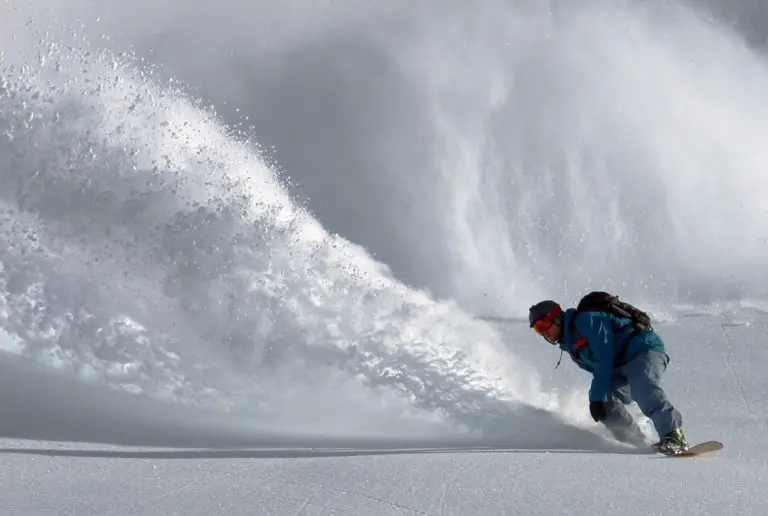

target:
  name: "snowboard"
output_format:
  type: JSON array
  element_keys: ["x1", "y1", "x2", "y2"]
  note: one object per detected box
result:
[{"x1": 656, "y1": 440, "x2": 723, "y2": 458}]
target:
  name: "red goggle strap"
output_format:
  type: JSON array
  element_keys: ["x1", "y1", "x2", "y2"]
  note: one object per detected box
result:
[{"x1": 533, "y1": 307, "x2": 561, "y2": 329}]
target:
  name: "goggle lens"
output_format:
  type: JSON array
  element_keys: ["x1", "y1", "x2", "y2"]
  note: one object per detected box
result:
[
  {"x1": 533, "y1": 318, "x2": 553, "y2": 335},
  {"x1": 532, "y1": 308, "x2": 560, "y2": 335}
]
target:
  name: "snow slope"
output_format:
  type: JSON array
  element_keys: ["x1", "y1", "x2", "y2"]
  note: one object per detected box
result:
[
  {"x1": 1, "y1": 309, "x2": 766, "y2": 515},
  {"x1": 2, "y1": 0, "x2": 768, "y2": 514}
]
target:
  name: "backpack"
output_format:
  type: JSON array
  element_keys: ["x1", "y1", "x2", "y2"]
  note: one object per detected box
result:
[
  {"x1": 571, "y1": 291, "x2": 653, "y2": 332},
  {"x1": 559, "y1": 291, "x2": 653, "y2": 369}
]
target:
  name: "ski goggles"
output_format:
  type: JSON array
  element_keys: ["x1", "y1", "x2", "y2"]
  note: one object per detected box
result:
[{"x1": 532, "y1": 309, "x2": 560, "y2": 335}]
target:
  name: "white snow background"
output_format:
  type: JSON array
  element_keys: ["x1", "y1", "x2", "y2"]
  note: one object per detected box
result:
[{"x1": 1, "y1": 0, "x2": 767, "y2": 514}]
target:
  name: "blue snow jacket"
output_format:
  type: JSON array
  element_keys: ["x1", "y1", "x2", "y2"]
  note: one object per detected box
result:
[{"x1": 559, "y1": 308, "x2": 666, "y2": 403}]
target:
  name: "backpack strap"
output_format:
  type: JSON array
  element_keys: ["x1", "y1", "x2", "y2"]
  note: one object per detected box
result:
[{"x1": 570, "y1": 312, "x2": 637, "y2": 367}]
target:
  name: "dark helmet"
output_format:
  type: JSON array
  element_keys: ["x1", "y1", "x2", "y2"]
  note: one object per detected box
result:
[{"x1": 528, "y1": 300, "x2": 562, "y2": 327}]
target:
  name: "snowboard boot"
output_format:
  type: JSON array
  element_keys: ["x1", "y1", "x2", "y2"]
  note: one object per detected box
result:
[{"x1": 653, "y1": 428, "x2": 689, "y2": 456}]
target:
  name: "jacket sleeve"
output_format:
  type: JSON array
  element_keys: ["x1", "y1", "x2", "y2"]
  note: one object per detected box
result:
[{"x1": 574, "y1": 312, "x2": 615, "y2": 402}]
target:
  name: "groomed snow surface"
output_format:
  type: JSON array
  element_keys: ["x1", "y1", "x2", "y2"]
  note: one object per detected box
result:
[{"x1": 0, "y1": 310, "x2": 764, "y2": 515}]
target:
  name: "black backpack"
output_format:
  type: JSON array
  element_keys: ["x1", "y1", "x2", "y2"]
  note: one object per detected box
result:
[
  {"x1": 558, "y1": 291, "x2": 653, "y2": 369},
  {"x1": 571, "y1": 291, "x2": 653, "y2": 332}
]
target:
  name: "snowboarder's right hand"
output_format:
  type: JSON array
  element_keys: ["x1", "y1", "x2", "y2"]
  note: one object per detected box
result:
[{"x1": 589, "y1": 401, "x2": 607, "y2": 422}]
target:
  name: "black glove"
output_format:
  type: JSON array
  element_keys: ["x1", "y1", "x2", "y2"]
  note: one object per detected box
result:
[{"x1": 589, "y1": 401, "x2": 607, "y2": 422}]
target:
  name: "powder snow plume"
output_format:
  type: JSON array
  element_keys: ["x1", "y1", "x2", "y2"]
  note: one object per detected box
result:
[
  {"x1": 0, "y1": 6, "x2": 564, "y2": 448},
  {"x1": 3, "y1": 0, "x2": 768, "y2": 449}
]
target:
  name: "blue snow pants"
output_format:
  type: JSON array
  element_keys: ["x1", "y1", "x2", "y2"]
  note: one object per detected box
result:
[{"x1": 603, "y1": 350, "x2": 683, "y2": 440}]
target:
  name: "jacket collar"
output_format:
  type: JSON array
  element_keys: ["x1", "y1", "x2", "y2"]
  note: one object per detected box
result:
[{"x1": 558, "y1": 308, "x2": 577, "y2": 350}]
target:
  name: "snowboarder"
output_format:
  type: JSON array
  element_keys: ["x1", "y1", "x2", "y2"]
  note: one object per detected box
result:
[{"x1": 528, "y1": 294, "x2": 688, "y2": 455}]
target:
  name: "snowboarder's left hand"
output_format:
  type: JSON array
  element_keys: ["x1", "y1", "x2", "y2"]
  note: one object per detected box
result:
[{"x1": 589, "y1": 401, "x2": 607, "y2": 422}]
